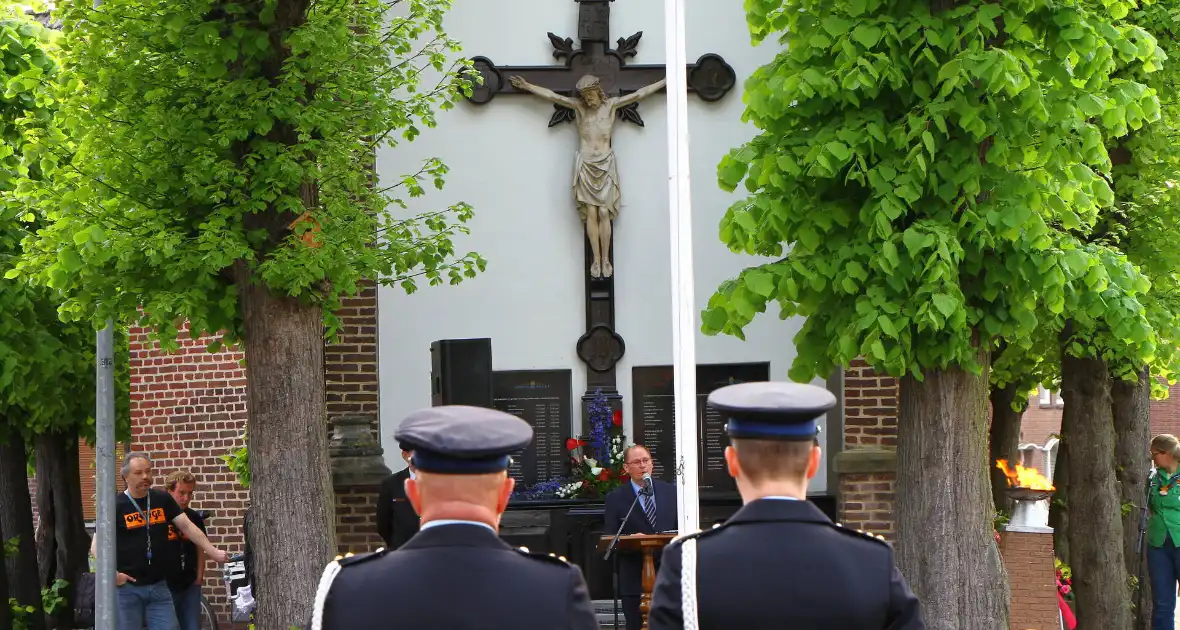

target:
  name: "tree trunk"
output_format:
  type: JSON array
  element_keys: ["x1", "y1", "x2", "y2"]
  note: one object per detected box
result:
[
  {"x1": 0, "y1": 506, "x2": 10, "y2": 630},
  {"x1": 897, "y1": 345, "x2": 1009, "y2": 630},
  {"x1": 1111, "y1": 367, "x2": 1152, "y2": 630},
  {"x1": 989, "y1": 382, "x2": 1026, "y2": 517},
  {"x1": 0, "y1": 425, "x2": 46, "y2": 630},
  {"x1": 34, "y1": 432, "x2": 91, "y2": 629},
  {"x1": 1061, "y1": 352, "x2": 1132, "y2": 629},
  {"x1": 1049, "y1": 431, "x2": 1070, "y2": 564},
  {"x1": 236, "y1": 270, "x2": 335, "y2": 630}
]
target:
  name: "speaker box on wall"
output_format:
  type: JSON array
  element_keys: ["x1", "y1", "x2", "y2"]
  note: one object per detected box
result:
[{"x1": 429, "y1": 338, "x2": 493, "y2": 408}]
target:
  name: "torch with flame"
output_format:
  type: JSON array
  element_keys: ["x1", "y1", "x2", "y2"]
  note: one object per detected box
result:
[{"x1": 996, "y1": 459, "x2": 1055, "y2": 491}]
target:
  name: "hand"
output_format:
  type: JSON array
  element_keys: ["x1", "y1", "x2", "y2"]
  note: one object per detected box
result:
[
  {"x1": 509, "y1": 75, "x2": 527, "y2": 89},
  {"x1": 116, "y1": 573, "x2": 136, "y2": 586},
  {"x1": 209, "y1": 548, "x2": 229, "y2": 564}
]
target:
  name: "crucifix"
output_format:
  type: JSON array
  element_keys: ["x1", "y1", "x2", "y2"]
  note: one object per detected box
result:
[{"x1": 466, "y1": 0, "x2": 735, "y2": 423}]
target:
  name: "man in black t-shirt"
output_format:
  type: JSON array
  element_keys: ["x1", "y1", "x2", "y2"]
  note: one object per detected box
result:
[
  {"x1": 165, "y1": 471, "x2": 207, "y2": 630},
  {"x1": 90, "y1": 453, "x2": 229, "y2": 630}
]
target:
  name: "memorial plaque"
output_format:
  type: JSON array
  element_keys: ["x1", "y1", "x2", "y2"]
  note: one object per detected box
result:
[
  {"x1": 631, "y1": 362, "x2": 771, "y2": 495},
  {"x1": 492, "y1": 370, "x2": 573, "y2": 487},
  {"x1": 696, "y1": 362, "x2": 770, "y2": 494},
  {"x1": 630, "y1": 366, "x2": 677, "y2": 481}
]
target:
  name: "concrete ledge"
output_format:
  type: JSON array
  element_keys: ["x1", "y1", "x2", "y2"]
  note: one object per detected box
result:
[
  {"x1": 1004, "y1": 524, "x2": 1054, "y2": 534},
  {"x1": 833, "y1": 449, "x2": 896, "y2": 474}
]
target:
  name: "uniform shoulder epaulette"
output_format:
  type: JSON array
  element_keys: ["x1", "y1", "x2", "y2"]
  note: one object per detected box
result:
[
  {"x1": 830, "y1": 522, "x2": 890, "y2": 546},
  {"x1": 336, "y1": 548, "x2": 387, "y2": 569},
  {"x1": 670, "y1": 521, "x2": 729, "y2": 546},
  {"x1": 514, "y1": 546, "x2": 572, "y2": 567}
]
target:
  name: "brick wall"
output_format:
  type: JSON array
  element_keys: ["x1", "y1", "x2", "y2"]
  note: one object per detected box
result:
[
  {"x1": 838, "y1": 359, "x2": 898, "y2": 541},
  {"x1": 326, "y1": 282, "x2": 385, "y2": 556},
  {"x1": 27, "y1": 476, "x2": 38, "y2": 527},
  {"x1": 118, "y1": 285, "x2": 384, "y2": 625},
  {"x1": 325, "y1": 282, "x2": 380, "y2": 428},
  {"x1": 1000, "y1": 530, "x2": 1060, "y2": 630},
  {"x1": 334, "y1": 485, "x2": 384, "y2": 555},
  {"x1": 1151, "y1": 382, "x2": 1180, "y2": 438},
  {"x1": 128, "y1": 323, "x2": 250, "y2": 625}
]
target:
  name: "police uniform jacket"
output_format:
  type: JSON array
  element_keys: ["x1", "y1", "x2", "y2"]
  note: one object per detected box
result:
[
  {"x1": 375, "y1": 468, "x2": 419, "y2": 550},
  {"x1": 647, "y1": 498, "x2": 924, "y2": 630},
  {"x1": 314, "y1": 522, "x2": 599, "y2": 630}
]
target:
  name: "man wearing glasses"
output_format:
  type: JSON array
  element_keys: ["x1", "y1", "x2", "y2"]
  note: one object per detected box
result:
[{"x1": 604, "y1": 445, "x2": 679, "y2": 630}]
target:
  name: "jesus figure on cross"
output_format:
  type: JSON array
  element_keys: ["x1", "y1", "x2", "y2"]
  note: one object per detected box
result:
[{"x1": 509, "y1": 73, "x2": 667, "y2": 278}]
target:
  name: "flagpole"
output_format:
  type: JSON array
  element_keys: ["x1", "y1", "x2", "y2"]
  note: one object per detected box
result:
[{"x1": 664, "y1": 0, "x2": 700, "y2": 535}]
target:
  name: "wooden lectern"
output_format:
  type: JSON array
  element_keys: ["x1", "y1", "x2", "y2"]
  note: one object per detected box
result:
[{"x1": 598, "y1": 533, "x2": 677, "y2": 630}]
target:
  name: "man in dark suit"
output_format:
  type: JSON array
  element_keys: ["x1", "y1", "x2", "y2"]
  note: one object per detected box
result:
[
  {"x1": 647, "y1": 382, "x2": 925, "y2": 630},
  {"x1": 310, "y1": 405, "x2": 599, "y2": 630},
  {"x1": 376, "y1": 440, "x2": 420, "y2": 550},
  {"x1": 604, "y1": 444, "x2": 678, "y2": 630}
]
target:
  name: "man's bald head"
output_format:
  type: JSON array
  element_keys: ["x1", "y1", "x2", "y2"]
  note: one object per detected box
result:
[{"x1": 406, "y1": 470, "x2": 516, "y2": 529}]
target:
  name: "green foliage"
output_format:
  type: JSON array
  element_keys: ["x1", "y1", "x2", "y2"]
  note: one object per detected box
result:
[
  {"x1": 2, "y1": 536, "x2": 17, "y2": 558},
  {"x1": 704, "y1": 0, "x2": 1163, "y2": 382},
  {"x1": 1096, "y1": 2, "x2": 1180, "y2": 393},
  {"x1": 222, "y1": 433, "x2": 250, "y2": 488},
  {"x1": 40, "y1": 580, "x2": 67, "y2": 616},
  {"x1": 7, "y1": 0, "x2": 484, "y2": 346},
  {"x1": 0, "y1": 6, "x2": 128, "y2": 443}
]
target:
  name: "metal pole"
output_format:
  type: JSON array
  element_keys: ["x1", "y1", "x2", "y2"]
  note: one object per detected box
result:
[
  {"x1": 95, "y1": 319, "x2": 116, "y2": 630},
  {"x1": 664, "y1": 0, "x2": 700, "y2": 535}
]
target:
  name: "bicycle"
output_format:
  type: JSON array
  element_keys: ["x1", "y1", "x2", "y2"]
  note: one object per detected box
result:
[{"x1": 198, "y1": 593, "x2": 219, "y2": 630}]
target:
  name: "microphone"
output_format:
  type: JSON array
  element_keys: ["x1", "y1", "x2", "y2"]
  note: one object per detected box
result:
[{"x1": 642, "y1": 473, "x2": 653, "y2": 495}]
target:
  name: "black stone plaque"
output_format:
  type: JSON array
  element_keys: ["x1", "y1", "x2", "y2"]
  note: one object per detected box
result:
[
  {"x1": 695, "y1": 362, "x2": 770, "y2": 494},
  {"x1": 492, "y1": 370, "x2": 573, "y2": 487},
  {"x1": 630, "y1": 362, "x2": 771, "y2": 496},
  {"x1": 630, "y1": 365, "x2": 677, "y2": 482}
]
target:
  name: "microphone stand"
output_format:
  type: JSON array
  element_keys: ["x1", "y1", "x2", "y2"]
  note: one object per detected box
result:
[{"x1": 605, "y1": 487, "x2": 646, "y2": 630}]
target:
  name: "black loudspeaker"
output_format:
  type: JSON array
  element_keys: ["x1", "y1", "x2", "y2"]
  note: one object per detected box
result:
[{"x1": 429, "y1": 338, "x2": 493, "y2": 408}]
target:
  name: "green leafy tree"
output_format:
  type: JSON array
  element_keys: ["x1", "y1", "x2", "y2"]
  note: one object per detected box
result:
[
  {"x1": 702, "y1": 0, "x2": 1160, "y2": 625},
  {"x1": 1054, "y1": 4, "x2": 1180, "y2": 625},
  {"x1": 8, "y1": 0, "x2": 482, "y2": 626},
  {"x1": 0, "y1": 6, "x2": 129, "y2": 627}
]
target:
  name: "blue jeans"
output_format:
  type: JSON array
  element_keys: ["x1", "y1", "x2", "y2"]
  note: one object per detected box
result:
[
  {"x1": 116, "y1": 581, "x2": 179, "y2": 630},
  {"x1": 171, "y1": 582, "x2": 202, "y2": 630},
  {"x1": 1148, "y1": 536, "x2": 1180, "y2": 630}
]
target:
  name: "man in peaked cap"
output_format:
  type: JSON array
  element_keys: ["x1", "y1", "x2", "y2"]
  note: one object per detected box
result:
[
  {"x1": 646, "y1": 382, "x2": 925, "y2": 630},
  {"x1": 309, "y1": 406, "x2": 599, "y2": 630}
]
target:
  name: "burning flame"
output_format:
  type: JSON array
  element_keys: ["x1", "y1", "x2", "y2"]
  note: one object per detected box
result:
[{"x1": 996, "y1": 459, "x2": 1055, "y2": 491}]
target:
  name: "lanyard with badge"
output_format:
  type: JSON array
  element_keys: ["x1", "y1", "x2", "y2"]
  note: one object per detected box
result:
[
  {"x1": 124, "y1": 489, "x2": 153, "y2": 564},
  {"x1": 1157, "y1": 470, "x2": 1180, "y2": 498}
]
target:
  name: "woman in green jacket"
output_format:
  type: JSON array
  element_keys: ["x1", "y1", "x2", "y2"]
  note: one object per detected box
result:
[{"x1": 1148, "y1": 434, "x2": 1180, "y2": 630}]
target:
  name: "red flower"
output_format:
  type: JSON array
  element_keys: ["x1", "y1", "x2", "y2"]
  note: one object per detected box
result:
[
  {"x1": 566, "y1": 438, "x2": 580, "y2": 451},
  {"x1": 612, "y1": 409, "x2": 623, "y2": 426},
  {"x1": 597, "y1": 470, "x2": 611, "y2": 481}
]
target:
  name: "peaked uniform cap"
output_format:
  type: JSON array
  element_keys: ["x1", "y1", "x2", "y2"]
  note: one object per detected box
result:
[
  {"x1": 707, "y1": 381, "x2": 836, "y2": 441},
  {"x1": 394, "y1": 405, "x2": 532, "y2": 474}
]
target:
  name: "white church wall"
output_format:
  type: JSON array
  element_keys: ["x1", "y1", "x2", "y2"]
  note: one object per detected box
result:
[{"x1": 376, "y1": 0, "x2": 829, "y2": 494}]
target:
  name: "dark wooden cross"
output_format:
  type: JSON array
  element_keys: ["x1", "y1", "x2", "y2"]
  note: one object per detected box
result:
[
  {"x1": 465, "y1": 0, "x2": 736, "y2": 427},
  {"x1": 467, "y1": 0, "x2": 736, "y2": 127}
]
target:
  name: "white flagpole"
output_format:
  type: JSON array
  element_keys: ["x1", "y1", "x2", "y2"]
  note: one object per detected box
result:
[{"x1": 664, "y1": 0, "x2": 700, "y2": 535}]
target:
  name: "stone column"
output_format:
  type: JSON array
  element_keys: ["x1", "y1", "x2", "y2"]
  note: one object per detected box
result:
[
  {"x1": 329, "y1": 414, "x2": 391, "y2": 555},
  {"x1": 999, "y1": 494, "x2": 1061, "y2": 630}
]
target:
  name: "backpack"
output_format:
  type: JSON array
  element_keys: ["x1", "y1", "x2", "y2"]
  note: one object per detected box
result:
[{"x1": 74, "y1": 571, "x2": 96, "y2": 628}]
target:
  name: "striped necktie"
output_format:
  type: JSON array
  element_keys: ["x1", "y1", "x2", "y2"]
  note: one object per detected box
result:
[{"x1": 643, "y1": 488, "x2": 657, "y2": 526}]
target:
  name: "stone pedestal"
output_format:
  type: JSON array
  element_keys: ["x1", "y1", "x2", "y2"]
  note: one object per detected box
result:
[{"x1": 329, "y1": 414, "x2": 391, "y2": 554}]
